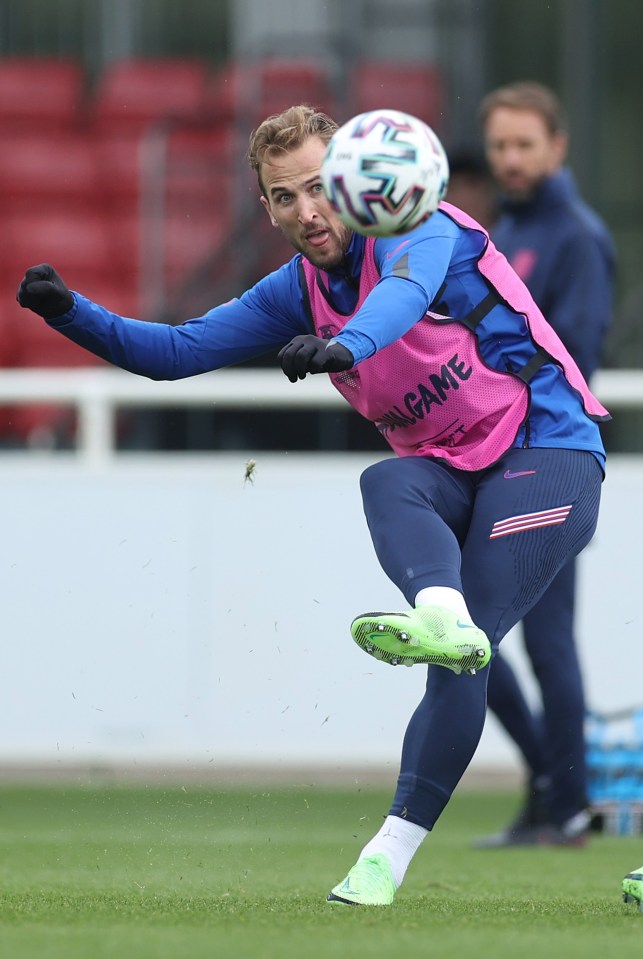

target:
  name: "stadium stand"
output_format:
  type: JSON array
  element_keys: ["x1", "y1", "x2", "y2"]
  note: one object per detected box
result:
[
  {"x1": 0, "y1": 57, "x2": 85, "y2": 134},
  {"x1": 89, "y1": 57, "x2": 212, "y2": 138},
  {"x1": 0, "y1": 132, "x2": 101, "y2": 216},
  {"x1": 0, "y1": 56, "x2": 226, "y2": 444},
  {"x1": 209, "y1": 57, "x2": 336, "y2": 124},
  {"x1": 350, "y1": 60, "x2": 443, "y2": 129},
  {"x1": 0, "y1": 53, "x2": 445, "y2": 445}
]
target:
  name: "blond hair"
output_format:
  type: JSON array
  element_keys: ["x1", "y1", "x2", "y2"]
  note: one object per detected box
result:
[{"x1": 247, "y1": 104, "x2": 338, "y2": 192}]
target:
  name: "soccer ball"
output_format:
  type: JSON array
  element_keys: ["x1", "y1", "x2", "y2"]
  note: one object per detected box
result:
[{"x1": 320, "y1": 109, "x2": 449, "y2": 238}]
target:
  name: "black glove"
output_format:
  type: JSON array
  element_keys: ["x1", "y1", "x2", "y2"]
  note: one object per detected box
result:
[
  {"x1": 278, "y1": 335, "x2": 354, "y2": 383},
  {"x1": 16, "y1": 264, "x2": 74, "y2": 320}
]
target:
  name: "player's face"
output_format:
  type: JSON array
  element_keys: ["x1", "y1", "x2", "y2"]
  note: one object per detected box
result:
[
  {"x1": 483, "y1": 106, "x2": 567, "y2": 201},
  {"x1": 260, "y1": 136, "x2": 353, "y2": 269}
]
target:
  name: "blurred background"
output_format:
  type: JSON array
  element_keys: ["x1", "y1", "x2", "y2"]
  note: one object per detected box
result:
[
  {"x1": 0, "y1": 0, "x2": 641, "y2": 789},
  {"x1": 0, "y1": 0, "x2": 641, "y2": 451}
]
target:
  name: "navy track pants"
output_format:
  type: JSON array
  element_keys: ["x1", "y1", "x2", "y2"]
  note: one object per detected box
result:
[
  {"x1": 357, "y1": 447, "x2": 603, "y2": 830},
  {"x1": 487, "y1": 558, "x2": 588, "y2": 823}
]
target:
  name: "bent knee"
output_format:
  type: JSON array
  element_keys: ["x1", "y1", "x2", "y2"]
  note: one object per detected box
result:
[{"x1": 359, "y1": 458, "x2": 398, "y2": 495}]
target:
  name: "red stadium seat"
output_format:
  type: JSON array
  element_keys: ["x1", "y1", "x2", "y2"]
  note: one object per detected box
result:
[
  {"x1": 92, "y1": 122, "x2": 237, "y2": 216},
  {"x1": 255, "y1": 58, "x2": 335, "y2": 116},
  {"x1": 105, "y1": 204, "x2": 229, "y2": 318},
  {"x1": 163, "y1": 208, "x2": 229, "y2": 284},
  {"x1": 162, "y1": 127, "x2": 236, "y2": 231},
  {"x1": 3, "y1": 210, "x2": 112, "y2": 285},
  {"x1": 90, "y1": 132, "x2": 143, "y2": 211},
  {"x1": 95, "y1": 123, "x2": 236, "y2": 314},
  {"x1": 210, "y1": 57, "x2": 335, "y2": 123},
  {"x1": 351, "y1": 60, "x2": 444, "y2": 129},
  {"x1": 0, "y1": 133, "x2": 102, "y2": 216},
  {"x1": 0, "y1": 57, "x2": 86, "y2": 134},
  {"x1": 91, "y1": 58, "x2": 212, "y2": 138}
]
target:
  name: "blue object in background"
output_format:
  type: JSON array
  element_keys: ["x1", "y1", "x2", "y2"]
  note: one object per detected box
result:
[{"x1": 586, "y1": 707, "x2": 643, "y2": 835}]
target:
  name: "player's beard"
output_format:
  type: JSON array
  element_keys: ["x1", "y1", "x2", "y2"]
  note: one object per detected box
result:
[
  {"x1": 297, "y1": 221, "x2": 353, "y2": 270},
  {"x1": 498, "y1": 169, "x2": 541, "y2": 203}
]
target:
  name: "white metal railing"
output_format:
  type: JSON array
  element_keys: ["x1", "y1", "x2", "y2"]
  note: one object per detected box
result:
[{"x1": 0, "y1": 366, "x2": 639, "y2": 467}]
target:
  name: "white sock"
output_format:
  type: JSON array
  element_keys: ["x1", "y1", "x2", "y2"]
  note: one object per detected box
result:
[
  {"x1": 358, "y1": 815, "x2": 428, "y2": 887},
  {"x1": 414, "y1": 586, "x2": 472, "y2": 620}
]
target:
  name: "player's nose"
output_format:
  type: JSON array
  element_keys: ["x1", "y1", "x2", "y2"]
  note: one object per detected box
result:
[{"x1": 297, "y1": 195, "x2": 318, "y2": 223}]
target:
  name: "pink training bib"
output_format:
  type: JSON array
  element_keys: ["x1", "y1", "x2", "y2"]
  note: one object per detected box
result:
[
  {"x1": 300, "y1": 207, "x2": 608, "y2": 470},
  {"x1": 302, "y1": 242, "x2": 528, "y2": 470}
]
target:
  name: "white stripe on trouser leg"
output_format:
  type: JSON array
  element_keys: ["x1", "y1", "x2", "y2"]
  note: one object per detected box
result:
[{"x1": 490, "y1": 505, "x2": 572, "y2": 539}]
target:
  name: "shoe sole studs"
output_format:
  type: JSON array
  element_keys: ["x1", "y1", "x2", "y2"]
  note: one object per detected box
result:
[{"x1": 351, "y1": 617, "x2": 488, "y2": 675}]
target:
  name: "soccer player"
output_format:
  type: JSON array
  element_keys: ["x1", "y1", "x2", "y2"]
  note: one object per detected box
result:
[
  {"x1": 17, "y1": 104, "x2": 608, "y2": 906},
  {"x1": 476, "y1": 82, "x2": 616, "y2": 847}
]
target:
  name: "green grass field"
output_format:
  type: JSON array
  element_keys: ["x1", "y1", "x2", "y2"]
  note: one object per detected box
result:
[{"x1": 0, "y1": 780, "x2": 640, "y2": 959}]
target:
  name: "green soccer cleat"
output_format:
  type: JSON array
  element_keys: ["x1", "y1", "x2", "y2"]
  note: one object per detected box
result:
[
  {"x1": 622, "y1": 865, "x2": 643, "y2": 913},
  {"x1": 350, "y1": 605, "x2": 491, "y2": 675},
  {"x1": 327, "y1": 853, "x2": 397, "y2": 906}
]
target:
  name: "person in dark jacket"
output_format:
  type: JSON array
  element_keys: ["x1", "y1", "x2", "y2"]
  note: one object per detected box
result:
[{"x1": 476, "y1": 81, "x2": 616, "y2": 847}]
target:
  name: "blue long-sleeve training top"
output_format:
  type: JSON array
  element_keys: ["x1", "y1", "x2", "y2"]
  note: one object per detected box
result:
[{"x1": 46, "y1": 206, "x2": 605, "y2": 461}]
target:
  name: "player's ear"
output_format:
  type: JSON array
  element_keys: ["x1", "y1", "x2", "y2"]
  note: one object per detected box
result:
[
  {"x1": 552, "y1": 129, "x2": 568, "y2": 168},
  {"x1": 260, "y1": 195, "x2": 279, "y2": 228}
]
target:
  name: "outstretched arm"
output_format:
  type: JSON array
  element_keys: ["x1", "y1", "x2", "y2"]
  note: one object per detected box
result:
[{"x1": 17, "y1": 263, "x2": 309, "y2": 380}]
